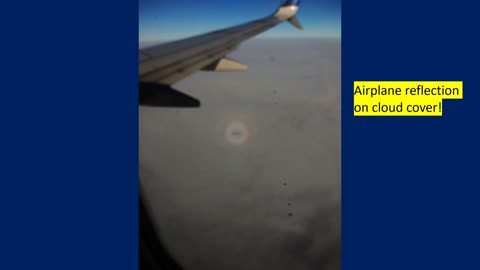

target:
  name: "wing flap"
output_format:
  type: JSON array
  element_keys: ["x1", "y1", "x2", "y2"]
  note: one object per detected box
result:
[
  {"x1": 139, "y1": 83, "x2": 200, "y2": 107},
  {"x1": 201, "y1": 57, "x2": 248, "y2": 72}
]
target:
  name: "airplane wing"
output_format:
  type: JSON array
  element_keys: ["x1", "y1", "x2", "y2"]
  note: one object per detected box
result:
[{"x1": 139, "y1": 0, "x2": 303, "y2": 107}]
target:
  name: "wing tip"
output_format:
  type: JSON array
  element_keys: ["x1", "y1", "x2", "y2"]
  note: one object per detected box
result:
[{"x1": 288, "y1": 16, "x2": 303, "y2": 30}]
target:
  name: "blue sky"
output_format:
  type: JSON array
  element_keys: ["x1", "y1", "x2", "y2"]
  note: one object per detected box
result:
[{"x1": 139, "y1": 0, "x2": 341, "y2": 42}]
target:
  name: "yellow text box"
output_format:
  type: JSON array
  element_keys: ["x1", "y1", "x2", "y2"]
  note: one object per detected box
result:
[{"x1": 353, "y1": 81, "x2": 463, "y2": 116}]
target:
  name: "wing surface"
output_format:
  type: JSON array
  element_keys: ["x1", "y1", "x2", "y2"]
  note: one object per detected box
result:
[{"x1": 139, "y1": 0, "x2": 303, "y2": 106}]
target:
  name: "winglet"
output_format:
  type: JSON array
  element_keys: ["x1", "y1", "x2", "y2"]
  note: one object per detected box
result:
[
  {"x1": 274, "y1": 0, "x2": 301, "y2": 21},
  {"x1": 281, "y1": 0, "x2": 301, "y2": 8},
  {"x1": 288, "y1": 16, "x2": 303, "y2": 30}
]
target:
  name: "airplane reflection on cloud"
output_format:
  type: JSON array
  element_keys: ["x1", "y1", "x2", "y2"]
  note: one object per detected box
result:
[{"x1": 225, "y1": 121, "x2": 249, "y2": 146}]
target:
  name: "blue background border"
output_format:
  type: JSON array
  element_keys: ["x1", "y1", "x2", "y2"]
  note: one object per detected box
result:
[
  {"x1": 343, "y1": 0, "x2": 480, "y2": 269},
  {"x1": 1, "y1": 0, "x2": 479, "y2": 269},
  {"x1": 0, "y1": 0, "x2": 138, "y2": 269}
]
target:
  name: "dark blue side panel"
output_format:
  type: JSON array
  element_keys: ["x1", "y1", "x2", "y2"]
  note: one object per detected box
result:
[
  {"x1": 343, "y1": 0, "x2": 480, "y2": 269},
  {"x1": 0, "y1": 0, "x2": 138, "y2": 269}
]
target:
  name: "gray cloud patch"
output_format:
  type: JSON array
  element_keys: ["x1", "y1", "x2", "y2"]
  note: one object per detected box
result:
[{"x1": 140, "y1": 38, "x2": 340, "y2": 270}]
